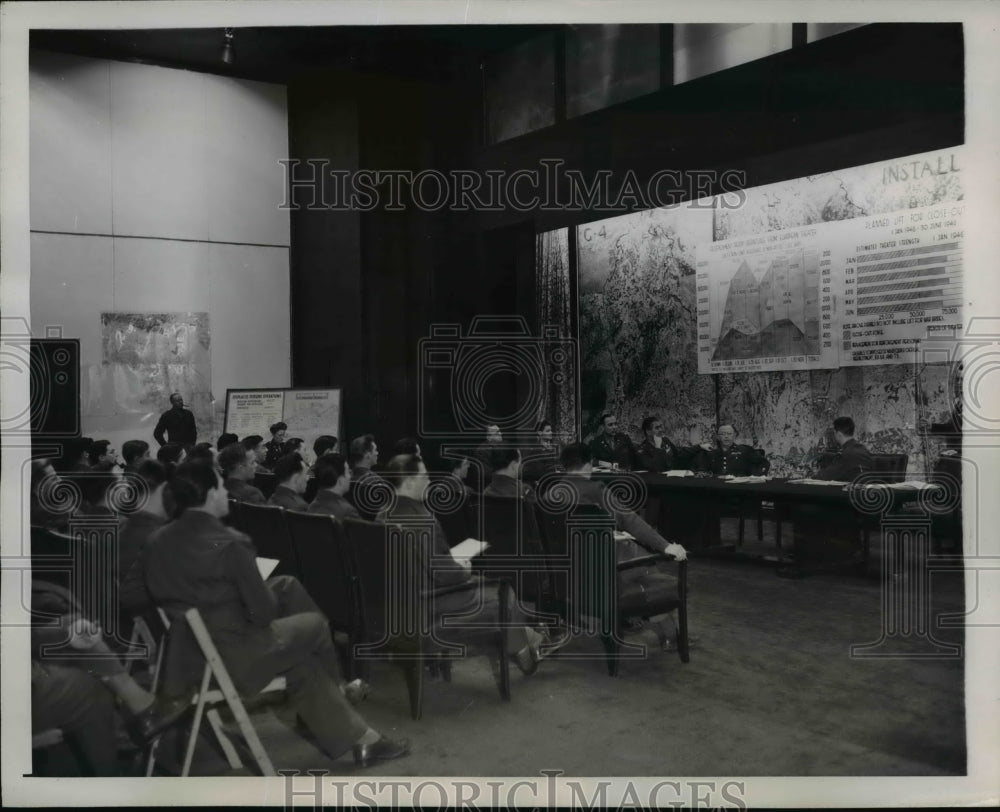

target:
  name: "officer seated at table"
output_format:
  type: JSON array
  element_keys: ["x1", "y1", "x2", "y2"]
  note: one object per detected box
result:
[{"x1": 697, "y1": 424, "x2": 768, "y2": 477}]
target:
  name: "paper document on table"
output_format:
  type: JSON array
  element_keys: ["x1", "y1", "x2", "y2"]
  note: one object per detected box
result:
[
  {"x1": 256, "y1": 557, "x2": 280, "y2": 580},
  {"x1": 863, "y1": 481, "x2": 940, "y2": 491},
  {"x1": 663, "y1": 470, "x2": 694, "y2": 477},
  {"x1": 726, "y1": 476, "x2": 768, "y2": 484},
  {"x1": 613, "y1": 531, "x2": 636, "y2": 542},
  {"x1": 450, "y1": 538, "x2": 489, "y2": 563},
  {"x1": 787, "y1": 478, "x2": 851, "y2": 486}
]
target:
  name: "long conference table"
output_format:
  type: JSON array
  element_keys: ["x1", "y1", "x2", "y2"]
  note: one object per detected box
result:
[{"x1": 588, "y1": 470, "x2": 943, "y2": 574}]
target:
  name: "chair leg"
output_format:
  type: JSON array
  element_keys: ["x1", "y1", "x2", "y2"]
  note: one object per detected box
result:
[
  {"x1": 181, "y1": 665, "x2": 213, "y2": 776},
  {"x1": 737, "y1": 515, "x2": 745, "y2": 547},
  {"x1": 497, "y1": 644, "x2": 511, "y2": 702},
  {"x1": 206, "y1": 708, "x2": 243, "y2": 770},
  {"x1": 402, "y1": 661, "x2": 424, "y2": 721},
  {"x1": 676, "y1": 606, "x2": 690, "y2": 664},
  {"x1": 600, "y1": 634, "x2": 619, "y2": 677}
]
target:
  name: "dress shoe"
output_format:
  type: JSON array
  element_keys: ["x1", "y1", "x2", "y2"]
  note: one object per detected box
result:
[
  {"x1": 352, "y1": 736, "x2": 411, "y2": 768},
  {"x1": 125, "y1": 696, "x2": 192, "y2": 746},
  {"x1": 538, "y1": 627, "x2": 572, "y2": 657},
  {"x1": 511, "y1": 644, "x2": 539, "y2": 676}
]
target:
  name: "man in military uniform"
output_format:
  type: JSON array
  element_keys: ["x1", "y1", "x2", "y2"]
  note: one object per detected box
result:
[
  {"x1": 698, "y1": 424, "x2": 767, "y2": 476},
  {"x1": 483, "y1": 447, "x2": 536, "y2": 503},
  {"x1": 635, "y1": 416, "x2": 704, "y2": 471},
  {"x1": 589, "y1": 413, "x2": 635, "y2": 470}
]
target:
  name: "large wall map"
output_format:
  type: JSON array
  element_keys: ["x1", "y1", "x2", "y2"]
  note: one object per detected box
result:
[{"x1": 100, "y1": 312, "x2": 213, "y2": 440}]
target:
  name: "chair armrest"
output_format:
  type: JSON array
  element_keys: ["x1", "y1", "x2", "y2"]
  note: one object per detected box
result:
[
  {"x1": 617, "y1": 552, "x2": 671, "y2": 571},
  {"x1": 421, "y1": 579, "x2": 482, "y2": 599}
]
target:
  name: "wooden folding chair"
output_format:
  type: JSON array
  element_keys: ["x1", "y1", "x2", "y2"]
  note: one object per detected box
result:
[{"x1": 146, "y1": 608, "x2": 285, "y2": 776}]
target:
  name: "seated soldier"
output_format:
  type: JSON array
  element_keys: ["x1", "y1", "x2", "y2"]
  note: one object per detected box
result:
[
  {"x1": 547, "y1": 442, "x2": 690, "y2": 650},
  {"x1": 142, "y1": 459, "x2": 409, "y2": 767},
  {"x1": 118, "y1": 459, "x2": 173, "y2": 607},
  {"x1": 263, "y1": 422, "x2": 288, "y2": 469},
  {"x1": 306, "y1": 454, "x2": 360, "y2": 520},
  {"x1": 588, "y1": 413, "x2": 635, "y2": 470},
  {"x1": 635, "y1": 416, "x2": 704, "y2": 471},
  {"x1": 121, "y1": 440, "x2": 151, "y2": 473},
  {"x1": 310, "y1": 435, "x2": 339, "y2": 472},
  {"x1": 521, "y1": 420, "x2": 560, "y2": 482},
  {"x1": 697, "y1": 424, "x2": 767, "y2": 476},
  {"x1": 377, "y1": 454, "x2": 566, "y2": 674},
  {"x1": 218, "y1": 443, "x2": 266, "y2": 505},
  {"x1": 31, "y1": 586, "x2": 191, "y2": 775},
  {"x1": 812, "y1": 416, "x2": 871, "y2": 481},
  {"x1": 483, "y1": 447, "x2": 536, "y2": 502},
  {"x1": 242, "y1": 435, "x2": 270, "y2": 474},
  {"x1": 30, "y1": 459, "x2": 70, "y2": 530},
  {"x1": 782, "y1": 417, "x2": 872, "y2": 577},
  {"x1": 268, "y1": 453, "x2": 310, "y2": 511},
  {"x1": 216, "y1": 432, "x2": 240, "y2": 452}
]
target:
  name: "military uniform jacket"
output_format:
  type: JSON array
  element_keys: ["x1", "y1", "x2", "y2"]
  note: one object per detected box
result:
[
  {"x1": 589, "y1": 432, "x2": 635, "y2": 468},
  {"x1": 703, "y1": 443, "x2": 766, "y2": 476}
]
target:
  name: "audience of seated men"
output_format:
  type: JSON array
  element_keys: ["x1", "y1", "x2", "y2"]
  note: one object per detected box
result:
[
  {"x1": 376, "y1": 454, "x2": 565, "y2": 674},
  {"x1": 589, "y1": 413, "x2": 635, "y2": 470},
  {"x1": 483, "y1": 447, "x2": 537, "y2": 502},
  {"x1": 635, "y1": 416, "x2": 704, "y2": 471},
  {"x1": 217, "y1": 442, "x2": 266, "y2": 505},
  {"x1": 306, "y1": 454, "x2": 359, "y2": 520},
  {"x1": 267, "y1": 453, "x2": 310, "y2": 511},
  {"x1": 549, "y1": 443, "x2": 690, "y2": 650},
  {"x1": 520, "y1": 420, "x2": 560, "y2": 481},
  {"x1": 697, "y1": 423, "x2": 767, "y2": 476},
  {"x1": 121, "y1": 440, "x2": 151, "y2": 473},
  {"x1": 141, "y1": 459, "x2": 409, "y2": 766},
  {"x1": 263, "y1": 422, "x2": 288, "y2": 470}
]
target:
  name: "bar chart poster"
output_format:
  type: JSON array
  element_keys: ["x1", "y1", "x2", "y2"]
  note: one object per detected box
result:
[{"x1": 838, "y1": 204, "x2": 964, "y2": 365}]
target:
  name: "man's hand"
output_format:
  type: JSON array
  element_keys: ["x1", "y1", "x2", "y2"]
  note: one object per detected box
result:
[
  {"x1": 68, "y1": 617, "x2": 103, "y2": 650},
  {"x1": 700, "y1": 442, "x2": 714, "y2": 451},
  {"x1": 664, "y1": 542, "x2": 687, "y2": 561}
]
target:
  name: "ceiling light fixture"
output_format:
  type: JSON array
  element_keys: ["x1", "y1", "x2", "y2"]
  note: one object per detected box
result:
[{"x1": 221, "y1": 28, "x2": 235, "y2": 65}]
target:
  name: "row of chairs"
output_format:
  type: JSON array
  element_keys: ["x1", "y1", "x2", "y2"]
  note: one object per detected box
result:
[{"x1": 229, "y1": 496, "x2": 689, "y2": 690}]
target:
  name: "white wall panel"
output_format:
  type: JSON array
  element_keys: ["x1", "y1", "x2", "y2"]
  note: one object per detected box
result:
[
  {"x1": 208, "y1": 243, "x2": 290, "y2": 398},
  {"x1": 204, "y1": 74, "x2": 289, "y2": 247},
  {"x1": 29, "y1": 52, "x2": 112, "y2": 234},
  {"x1": 30, "y1": 232, "x2": 113, "y2": 366},
  {"x1": 113, "y1": 237, "x2": 208, "y2": 313},
  {"x1": 110, "y1": 60, "x2": 209, "y2": 241}
]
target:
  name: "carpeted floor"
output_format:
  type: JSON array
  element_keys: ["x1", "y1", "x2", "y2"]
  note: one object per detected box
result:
[{"x1": 147, "y1": 521, "x2": 965, "y2": 778}]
